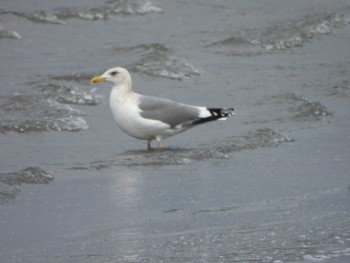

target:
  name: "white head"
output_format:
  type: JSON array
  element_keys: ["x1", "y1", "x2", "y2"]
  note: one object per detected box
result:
[{"x1": 91, "y1": 67, "x2": 132, "y2": 89}]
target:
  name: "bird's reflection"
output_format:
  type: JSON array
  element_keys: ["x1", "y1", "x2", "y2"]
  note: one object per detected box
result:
[
  {"x1": 106, "y1": 168, "x2": 147, "y2": 260},
  {"x1": 108, "y1": 167, "x2": 144, "y2": 210}
]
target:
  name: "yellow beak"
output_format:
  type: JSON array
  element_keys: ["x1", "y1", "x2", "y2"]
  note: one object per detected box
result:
[{"x1": 91, "y1": 76, "x2": 106, "y2": 84}]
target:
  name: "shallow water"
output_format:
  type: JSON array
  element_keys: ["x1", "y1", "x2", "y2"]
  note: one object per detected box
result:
[{"x1": 1, "y1": 0, "x2": 350, "y2": 262}]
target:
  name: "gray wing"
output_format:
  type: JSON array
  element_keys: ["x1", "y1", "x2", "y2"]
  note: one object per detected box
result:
[{"x1": 138, "y1": 95, "x2": 200, "y2": 128}]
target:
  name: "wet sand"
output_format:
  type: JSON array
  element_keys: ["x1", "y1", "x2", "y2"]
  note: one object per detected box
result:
[{"x1": 1, "y1": 1, "x2": 350, "y2": 262}]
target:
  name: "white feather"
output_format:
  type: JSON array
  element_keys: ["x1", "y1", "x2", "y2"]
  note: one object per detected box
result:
[{"x1": 197, "y1": 107, "x2": 212, "y2": 118}]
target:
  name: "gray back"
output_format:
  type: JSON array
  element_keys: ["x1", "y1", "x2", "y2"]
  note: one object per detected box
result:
[{"x1": 138, "y1": 95, "x2": 200, "y2": 128}]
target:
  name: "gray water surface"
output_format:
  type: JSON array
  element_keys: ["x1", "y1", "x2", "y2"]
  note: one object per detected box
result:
[{"x1": 1, "y1": 0, "x2": 350, "y2": 262}]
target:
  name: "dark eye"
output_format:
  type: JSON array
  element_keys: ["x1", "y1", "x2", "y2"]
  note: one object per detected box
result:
[{"x1": 110, "y1": 71, "x2": 118, "y2": 76}]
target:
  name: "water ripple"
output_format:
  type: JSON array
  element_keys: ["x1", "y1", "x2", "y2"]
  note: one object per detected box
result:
[
  {"x1": 211, "y1": 13, "x2": 350, "y2": 53},
  {"x1": 114, "y1": 43, "x2": 201, "y2": 80},
  {"x1": 0, "y1": 0, "x2": 162, "y2": 25},
  {"x1": 0, "y1": 167, "x2": 53, "y2": 204},
  {"x1": 253, "y1": 93, "x2": 333, "y2": 124},
  {"x1": 0, "y1": 25, "x2": 21, "y2": 39}
]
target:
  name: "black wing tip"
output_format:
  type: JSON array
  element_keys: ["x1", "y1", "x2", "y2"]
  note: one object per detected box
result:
[
  {"x1": 192, "y1": 107, "x2": 235, "y2": 125},
  {"x1": 208, "y1": 107, "x2": 235, "y2": 117}
]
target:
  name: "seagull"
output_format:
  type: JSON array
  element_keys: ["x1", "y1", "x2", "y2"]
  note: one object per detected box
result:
[{"x1": 91, "y1": 67, "x2": 234, "y2": 150}]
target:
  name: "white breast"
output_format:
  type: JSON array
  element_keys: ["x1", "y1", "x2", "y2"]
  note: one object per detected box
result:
[{"x1": 109, "y1": 88, "x2": 170, "y2": 140}]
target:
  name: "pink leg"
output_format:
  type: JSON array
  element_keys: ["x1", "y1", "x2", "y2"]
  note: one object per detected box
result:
[
  {"x1": 155, "y1": 136, "x2": 163, "y2": 150},
  {"x1": 157, "y1": 143, "x2": 163, "y2": 150}
]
